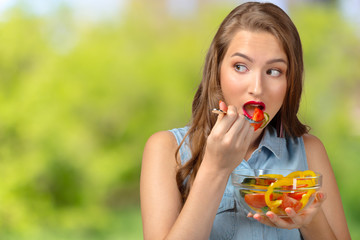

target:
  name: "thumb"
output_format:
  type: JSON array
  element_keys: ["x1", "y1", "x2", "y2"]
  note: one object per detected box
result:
[
  {"x1": 315, "y1": 191, "x2": 326, "y2": 203},
  {"x1": 312, "y1": 191, "x2": 326, "y2": 208}
]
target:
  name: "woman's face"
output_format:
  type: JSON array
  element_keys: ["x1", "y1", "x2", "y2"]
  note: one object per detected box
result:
[{"x1": 220, "y1": 30, "x2": 288, "y2": 125}]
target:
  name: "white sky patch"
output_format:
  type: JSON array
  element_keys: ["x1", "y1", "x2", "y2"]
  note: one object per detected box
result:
[{"x1": 0, "y1": 0, "x2": 127, "y2": 22}]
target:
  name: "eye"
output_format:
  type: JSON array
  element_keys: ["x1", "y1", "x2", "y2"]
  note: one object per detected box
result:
[
  {"x1": 234, "y1": 64, "x2": 248, "y2": 73},
  {"x1": 266, "y1": 69, "x2": 282, "y2": 77}
]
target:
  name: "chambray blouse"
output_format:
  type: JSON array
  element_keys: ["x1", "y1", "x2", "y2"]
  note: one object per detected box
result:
[{"x1": 169, "y1": 125, "x2": 308, "y2": 240}]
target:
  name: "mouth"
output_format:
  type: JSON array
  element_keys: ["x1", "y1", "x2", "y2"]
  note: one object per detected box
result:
[{"x1": 242, "y1": 101, "x2": 266, "y2": 119}]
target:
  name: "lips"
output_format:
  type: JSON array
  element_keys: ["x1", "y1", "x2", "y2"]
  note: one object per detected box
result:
[{"x1": 242, "y1": 101, "x2": 266, "y2": 119}]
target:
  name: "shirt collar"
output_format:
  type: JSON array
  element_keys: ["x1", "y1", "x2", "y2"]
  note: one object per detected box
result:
[{"x1": 258, "y1": 126, "x2": 285, "y2": 159}]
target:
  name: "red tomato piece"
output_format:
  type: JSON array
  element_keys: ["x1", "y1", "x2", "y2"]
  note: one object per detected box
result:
[
  {"x1": 278, "y1": 194, "x2": 302, "y2": 212},
  {"x1": 251, "y1": 108, "x2": 265, "y2": 131},
  {"x1": 252, "y1": 108, "x2": 264, "y2": 122},
  {"x1": 288, "y1": 192, "x2": 306, "y2": 201},
  {"x1": 244, "y1": 193, "x2": 268, "y2": 208},
  {"x1": 280, "y1": 185, "x2": 293, "y2": 190}
]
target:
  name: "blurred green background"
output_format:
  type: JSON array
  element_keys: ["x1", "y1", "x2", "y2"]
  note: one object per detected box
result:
[{"x1": 0, "y1": 0, "x2": 359, "y2": 239}]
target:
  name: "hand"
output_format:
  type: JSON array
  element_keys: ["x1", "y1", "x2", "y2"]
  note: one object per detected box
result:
[
  {"x1": 247, "y1": 191, "x2": 326, "y2": 229},
  {"x1": 203, "y1": 101, "x2": 254, "y2": 174}
]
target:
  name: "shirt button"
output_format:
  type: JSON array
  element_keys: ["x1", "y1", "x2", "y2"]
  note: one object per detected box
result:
[{"x1": 258, "y1": 149, "x2": 262, "y2": 153}]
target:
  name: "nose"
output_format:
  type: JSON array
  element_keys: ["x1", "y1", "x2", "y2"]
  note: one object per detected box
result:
[{"x1": 248, "y1": 72, "x2": 263, "y2": 96}]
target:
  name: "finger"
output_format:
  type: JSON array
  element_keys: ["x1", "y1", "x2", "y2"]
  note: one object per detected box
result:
[
  {"x1": 284, "y1": 207, "x2": 303, "y2": 227},
  {"x1": 253, "y1": 213, "x2": 277, "y2": 228},
  {"x1": 266, "y1": 211, "x2": 296, "y2": 229},
  {"x1": 244, "y1": 119, "x2": 254, "y2": 137},
  {"x1": 213, "y1": 101, "x2": 227, "y2": 122},
  {"x1": 314, "y1": 191, "x2": 326, "y2": 204},
  {"x1": 309, "y1": 191, "x2": 326, "y2": 210},
  {"x1": 253, "y1": 213, "x2": 267, "y2": 223},
  {"x1": 212, "y1": 101, "x2": 228, "y2": 126},
  {"x1": 236, "y1": 119, "x2": 254, "y2": 147},
  {"x1": 226, "y1": 113, "x2": 246, "y2": 138},
  {"x1": 212, "y1": 105, "x2": 239, "y2": 135},
  {"x1": 213, "y1": 110, "x2": 225, "y2": 126},
  {"x1": 212, "y1": 104, "x2": 235, "y2": 132},
  {"x1": 287, "y1": 192, "x2": 327, "y2": 227}
]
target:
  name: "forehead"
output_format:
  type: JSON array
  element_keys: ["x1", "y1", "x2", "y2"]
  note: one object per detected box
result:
[{"x1": 225, "y1": 30, "x2": 287, "y2": 61}]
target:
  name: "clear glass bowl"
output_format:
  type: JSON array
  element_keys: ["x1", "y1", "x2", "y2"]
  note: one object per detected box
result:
[{"x1": 231, "y1": 169, "x2": 322, "y2": 217}]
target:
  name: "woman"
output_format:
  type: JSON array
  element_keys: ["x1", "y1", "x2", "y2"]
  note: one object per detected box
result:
[{"x1": 140, "y1": 2, "x2": 350, "y2": 239}]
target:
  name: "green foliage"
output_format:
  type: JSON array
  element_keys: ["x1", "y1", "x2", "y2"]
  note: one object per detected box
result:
[
  {"x1": 0, "y1": 2, "x2": 359, "y2": 239},
  {"x1": 294, "y1": 5, "x2": 360, "y2": 239}
]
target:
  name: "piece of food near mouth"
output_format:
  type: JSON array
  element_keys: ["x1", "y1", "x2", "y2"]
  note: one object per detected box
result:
[{"x1": 243, "y1": 104, "x2": 269, "y2": 131}]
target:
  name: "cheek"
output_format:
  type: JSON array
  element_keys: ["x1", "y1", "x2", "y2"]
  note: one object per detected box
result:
[
  {"x1": 275, "y1": 82, "x2": 287, "y2": 97},
  {"x1": 270, "y1": 81, "x2": 287, "y2": 108},
  {"x1": 220, "y1": 69, "x2": 247, "y2": 100}
]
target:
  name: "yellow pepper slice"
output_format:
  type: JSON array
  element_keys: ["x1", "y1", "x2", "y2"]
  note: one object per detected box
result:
[
  {"x1": 286, "y1": 170, "x2": 317, "y2": 188},
  {"x1": 302, "y1": 170, "x2": 317, "y2": 186},
  {"x1": 303, "y1": 170, "x2": 316, "y2": 177},
  {"x1": 299, "y1": 189, "x2": 316, "y2": 210},
  {"x1": 265, "y1": 178, "x2": 293, "y2": 210},
  {"x1": 264, "y1": 170, "x2": 318, "y2": 212},
  {"x1": 286, "y1": 171, "x2": 304, "y2": 178}
]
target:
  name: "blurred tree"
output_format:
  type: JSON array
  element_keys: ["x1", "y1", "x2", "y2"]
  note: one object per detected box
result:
[{"x1": 0, "y1": 1, "x2": 358, "y2": 239}]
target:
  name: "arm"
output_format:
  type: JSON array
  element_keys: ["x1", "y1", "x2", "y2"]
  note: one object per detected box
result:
[
  {"x1": 140, "y1": 106, "x2": 254, "y2": 240},
  {"x1": 300, "y1": 134, "x2": 351, "y2": 240},
  {"x1": 140, "y1": 131, "x2": 183, "y2": 239},
  {"x1": 140, "y1": 131, "x2": 229, "y2": 240}
]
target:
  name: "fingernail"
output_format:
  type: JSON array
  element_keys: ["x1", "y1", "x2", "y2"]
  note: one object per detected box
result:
[
  {"x1": 219, "y1": 100, "x2": 228, "y2": 112},
  {"x1": 318, "y1": 192, "x2": 324, "y2": 200},
  {"x1": 267, "y1": 213, "x2": 274, "y2": 219},
  {"x1": 285, "y1": 208, "x2": 292, "y2": 215}
]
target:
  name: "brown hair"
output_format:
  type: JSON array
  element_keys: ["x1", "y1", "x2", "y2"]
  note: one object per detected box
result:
[{"x1": 176, "y1": 2, "x2": 308, "y2": 202}]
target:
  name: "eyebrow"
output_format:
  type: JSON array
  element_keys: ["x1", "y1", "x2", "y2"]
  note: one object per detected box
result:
[
  {"x1": 266, "y1": 58, "x2": 287, "y2": 65},
  {"x1": 231, "y1": 53, "x2": 253, "y2": 62},
  {"x1": 231, "y1": 52, "x2": 287, "y2": 65}
]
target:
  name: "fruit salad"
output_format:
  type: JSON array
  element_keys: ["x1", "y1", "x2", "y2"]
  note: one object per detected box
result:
[
  {"x1": 249, "y1": 107, "x2": 269, "y2": 131},
  {"x1": 243, "y1": 107, "x2": 269, "y2": 131},
  {"x1": 239, "y1": 170, "x2": 318, "y2": 215}
]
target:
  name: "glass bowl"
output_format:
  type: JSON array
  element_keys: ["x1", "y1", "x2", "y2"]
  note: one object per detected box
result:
[{"x1": 231, "y1": 169, "x2": 322, "y2": 217}]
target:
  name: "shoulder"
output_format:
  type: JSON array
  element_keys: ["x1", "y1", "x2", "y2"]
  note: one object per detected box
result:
[
  {"x1": 302, "y1": 133, "x2": 326, "y2": 154},
  {"x1": 302, "y1": 133, "x2": 329, "y2": 170},
  {"x1": 302, "y1": 133, "x2": 325, "y2": 150},
  {"x1": 145, "y1": 130, "x2": 178, "y2": 150},
  {"x1": 142, "y1": 130, "x2": 179, "y2": 173},
  {"x1": 143, "y1": 130, "x2": 179, "y2": 160}
]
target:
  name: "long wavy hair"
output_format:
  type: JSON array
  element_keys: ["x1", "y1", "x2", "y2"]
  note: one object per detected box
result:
[{"x1": 176, "y1": 2, "x2": 309, "y2": 202}]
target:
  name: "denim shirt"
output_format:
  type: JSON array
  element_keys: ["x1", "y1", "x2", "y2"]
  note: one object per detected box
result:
[{"x1": 169, "y1": 126, "x2": 308, "y2": 240}]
